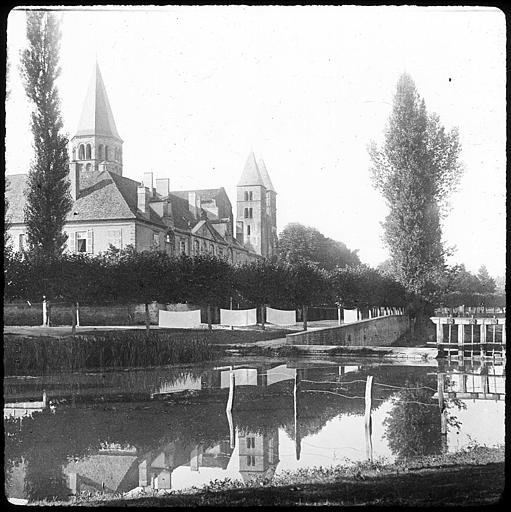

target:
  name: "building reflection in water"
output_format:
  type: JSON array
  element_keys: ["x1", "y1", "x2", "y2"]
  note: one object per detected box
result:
[{"x1": 4, "y1": 360, "x2": 505, "y2": 501}]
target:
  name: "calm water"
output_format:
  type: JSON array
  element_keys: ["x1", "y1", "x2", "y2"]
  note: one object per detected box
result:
[{"x1": 4, "y1": 357, "x2": 505, "y2": 502}]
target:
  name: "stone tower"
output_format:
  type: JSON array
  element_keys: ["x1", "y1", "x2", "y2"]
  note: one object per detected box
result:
[
  {"x1": 236, "y1": 152, "x2": 277, "y2": 257},
  {"x1": 69, "y1": 62, "x2": 123, "y2": 177}
]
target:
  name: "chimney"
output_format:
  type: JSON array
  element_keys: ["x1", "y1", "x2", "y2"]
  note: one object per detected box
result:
[
  {"x1": 156, "y1": 178, "x2": 170, "y2": 197},
  {"x1": 69, "y1": 162, "x2": 80, "y2": 201},
  {"x1": 143, "y1": 172, "x2": 154, "y2": 197},
  {"x1": 138, "y1": 185, "x2": 149, "y2": 214}
]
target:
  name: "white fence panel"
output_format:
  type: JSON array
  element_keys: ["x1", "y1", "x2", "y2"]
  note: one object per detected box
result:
[
  {"x1": 158, "y1": 309, "x2": 201, "y2": 328},
  {"x1": 343, "y1": 309, "x2": 359, "y2": 324},
  {"x1": 266, "y1": 307, "x2": 296, "y2": 326},
  {"x1": 220, "y1": 308, "x2": 257, "y2": 326}
]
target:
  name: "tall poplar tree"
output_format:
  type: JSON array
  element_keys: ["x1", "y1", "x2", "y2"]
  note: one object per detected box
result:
[
  {"x1": 369, "y1": 73, "x2": 462, "y2": 298},
  {"x1": 21, "y1": 11, "x2": 71, "y2": 258}
]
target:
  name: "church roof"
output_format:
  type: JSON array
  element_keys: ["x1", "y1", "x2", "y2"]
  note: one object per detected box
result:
[
  {"x1": 237, "y1": 151, "x2": 265, "y2": 188},
  {"x1": 257, "y1": 159, "x2": 276, "y2": 193},
  {"x1": 74, "y1": 62, "x2": 122, "y2": 141},
  {"x1": 5, "y1": 172, "x2": 165, "y2": 227}
]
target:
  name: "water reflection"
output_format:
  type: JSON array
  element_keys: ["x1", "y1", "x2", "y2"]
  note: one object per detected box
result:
[{"x1": 4, "y1": 359, "x2": 505, "y2": 502}]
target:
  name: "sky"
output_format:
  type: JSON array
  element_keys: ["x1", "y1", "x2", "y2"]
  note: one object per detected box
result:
[{"x1": 5, "y1": 6, "x2": 506, "y2": 277}]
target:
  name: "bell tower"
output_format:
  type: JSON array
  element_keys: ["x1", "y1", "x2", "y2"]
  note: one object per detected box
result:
[
  {"x1": 70, "y1": 62, "x2": 123, "y2": 177},
  {"x1": 236, "y1": 151, "x2": 277, "y2": 258}
]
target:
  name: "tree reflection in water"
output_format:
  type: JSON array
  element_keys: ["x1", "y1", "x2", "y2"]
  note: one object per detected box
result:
[{"x1": 383, "y1": 378, "x2": 465, "y2": 460}]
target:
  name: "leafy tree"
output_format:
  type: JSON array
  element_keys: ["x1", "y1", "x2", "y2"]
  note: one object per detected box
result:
[
  {"x1": 20, "y1": 11, "x2": 72, "y2": 258},
  {"x1": 369, "y1": 73, "x2": 462, "y2": 299},
  {"x1": 234, "y1": 260, "x2": 288, "y2": 329},
  {"x1": 278, "y1": 223, "x2": 360, "y2": 270},
  {"x1": 284, "y1": 261, "x2": 328, "y2": 330},
  {"x1": 476, "y1": 265, "x2": 496, "y2": 295},
  {"x1": 179, "y1": 254, "x2": 234, "y2": 329}
]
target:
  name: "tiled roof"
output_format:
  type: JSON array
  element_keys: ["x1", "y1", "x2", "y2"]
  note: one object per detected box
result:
[
  {"x1": 167, "y1": 192, "x2": 197, "y2": 230},
  {"x1": 74, "y1": 62, "x2": 121, "y2": 141},
  {"x1": 237, "y1": 151, "x2": 265, "y2": 187},
  {"x1": 171, "y1": 188, "x2": 222, "y2": 202},
  {"x1": 5, "y1": 171, "x2": 166, "y2": 227}
]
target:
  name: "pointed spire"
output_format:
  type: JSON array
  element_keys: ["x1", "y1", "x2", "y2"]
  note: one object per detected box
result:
[
  {"x1": 75, "y1": 62, "x2": 121, "y2": 140},
  {"x1": 237, "y1": 151, "x2": 265, "y2": 187},
  {"x1": 256, "y1": 159, "x2": 276, "y2": 193}
]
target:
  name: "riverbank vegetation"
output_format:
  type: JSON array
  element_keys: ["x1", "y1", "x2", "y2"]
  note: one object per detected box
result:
[
  {"x1": 32, "y1": 446, "x2": 505, "y2": 507},
  {"x1": 3, "y1": 331, "x2": 215, "y2": 375}
]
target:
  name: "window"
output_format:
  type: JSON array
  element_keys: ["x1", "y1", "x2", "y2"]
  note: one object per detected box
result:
[
  {"x1": 247, "y1": 455, "x2": 256, "y2": 467},
  {"x1": 246, "y1": 437, "x2": 255, "y2": 449},
  {"x1": 153, "y1": 232, "x2": 160, "y2": 248},
  {"x1": 247, "y1": 225, "x2": 251, "y2": 236},
  {"x1": 244, "y1": 208, "x2": 248, "y2": 219},
  {"x1": 76, "y1": 231, "x2": 87, "y2": 252},
  {"x1": 98, "y1": 144, "x2": 104, "y2": 160},
  {"x1": 72, "y1": 148, "x2": 76, "y2": 160},
  {"x1": 78, "y1": 145, "x2": 85, "y2": 159},
  {"x1": 249, "y1": 191, "x2": 253, "y2": 201},
  {"x1": 218, "y1": 247, "x2": 224, "y2": 258},
  {"x1": 180, "y1": 239, "x2": 187, "y2": 254},
  {"x1": 86, "y1": 163, "x2": 92, "y2": 172},
  {"x1": 19, "y1": 233, "x2": 26, "y2": 251},
  {"x1": 194, "y1": 239, "x2": 200, "y2": 255},
  {"x1": 86, "y1": 144, "x2": 91, "y2": 159},
  {"x1": 105, "y1": 146, "x2": 109, "y2": 160},
  {"x1": 244, "y1": 191, "x2": 249, "y2": 201},
  {"x1": 210, "y1": 244, "x2": 215, "y2": 255},
  {"x1": 249, "y1": 208, "x2": 253, "y2": 218}
]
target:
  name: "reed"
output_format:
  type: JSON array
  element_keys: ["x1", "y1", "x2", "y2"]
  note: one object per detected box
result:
[{"x1": 3, "y1": 331, "x2": 214, "y2": 375}]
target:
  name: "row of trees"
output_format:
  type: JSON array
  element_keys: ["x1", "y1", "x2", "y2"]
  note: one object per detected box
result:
[{"x1": 4, "y1": 247, "x2": 408, "y2": 331}]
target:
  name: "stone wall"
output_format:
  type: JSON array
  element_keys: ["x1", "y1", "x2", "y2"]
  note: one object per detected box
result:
[{"x1": 286, "y1": 315, "x2": 411, "y2": 346}]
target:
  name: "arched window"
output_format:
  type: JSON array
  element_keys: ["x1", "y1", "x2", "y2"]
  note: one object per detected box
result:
[
  {"x1": 78, "y1": 145, "x2": 85, "y2": 160},
  {"x1": 105, "y1": 146, "x2": 109, "y2": 160},
  {"x1": 86, "y1": 144, "x2": 91, "y2": 159},
  {"x1": 210, "y1": 244, "x2": 215, "y2": 255},
  {"x1": 244, "y1": 191, "x2": 249, "y2": 201},
  {"x1": 249, "y1": 191, "x2": 253, "y2": 201},
  {"x1": 98, "y1": 145, "x2": 104, "y2": 161}
]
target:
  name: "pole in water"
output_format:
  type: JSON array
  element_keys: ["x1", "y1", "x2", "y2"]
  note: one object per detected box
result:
[
  {"x1": 226, "y1": 368, "x2": 235, "y2": 448},
  {"x1": 364, "y1": 375, "x2": 373, "y2": 462}
]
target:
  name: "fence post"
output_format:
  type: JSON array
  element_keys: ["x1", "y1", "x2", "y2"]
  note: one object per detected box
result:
[
  {"x1": 42, "y1": 296, "x2": 48, "y2": 327},
  {"x1": 226, "y1": 369, "x2": 235, "y2": 448},
  {"x1": 294, "y1": 370, "x2": 301, "y2": 460},
  {"x1": 76, "y1": 302, "x2": 80, "y2": 327},
  {"x1": 364, "y1": 375, "x2": 373, "y2": 462},
  {"x1": 338, "y1": 306, "x2": 342, "y2": 326}
]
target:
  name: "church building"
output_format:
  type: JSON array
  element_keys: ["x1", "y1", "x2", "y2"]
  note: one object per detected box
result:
[{"x1": 6, "y1": 63, "x2": 277, "y2": 263}]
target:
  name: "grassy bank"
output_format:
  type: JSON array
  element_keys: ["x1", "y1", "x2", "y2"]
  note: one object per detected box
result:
[
  {"x1": 3, "y1": 331, "x2": 216, "y2": 375},
  {"x1": 3, "y1": 328, "x2": 292, "y2": 375},
  {"x1": 33, "y1": 446, "x2": 505, "y2": 507}
]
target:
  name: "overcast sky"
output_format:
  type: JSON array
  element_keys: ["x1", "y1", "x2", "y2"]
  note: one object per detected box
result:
[{"x1": 5, "y1": 6, "x2": 506, "y2": 277}]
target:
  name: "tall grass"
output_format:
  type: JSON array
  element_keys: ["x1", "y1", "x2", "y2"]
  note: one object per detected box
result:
[{"x1": 4, "y1": 331, "x2": 214, "y2": 375}]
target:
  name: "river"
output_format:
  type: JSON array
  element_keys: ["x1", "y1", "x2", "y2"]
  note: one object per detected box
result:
[{"x1": 4, "y1": 356, "x2": 505, "y2": 503}]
